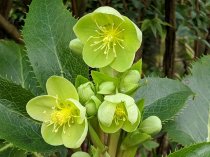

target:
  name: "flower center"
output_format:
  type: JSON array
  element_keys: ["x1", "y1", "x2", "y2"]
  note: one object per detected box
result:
[
  {"x1": 114, "y1": 103, "x2": 127, "y2": 125},
  {"x1": 89, "y1": 21, "x2": 125, "y2": 59},
  {"x1": 51, "y1": 108, "x2": 72, "y2": 126},
  {"x1": 44, "y1": 99, "x2": 80, "y2": 133}
]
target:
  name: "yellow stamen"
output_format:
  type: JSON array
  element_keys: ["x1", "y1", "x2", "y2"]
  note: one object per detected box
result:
[
  {"x1": 114, "y1": 103, "x2": 127, "y2": 125},
  {"x1": 89, "y1": 20, "x2": 125, "y2": 58}
]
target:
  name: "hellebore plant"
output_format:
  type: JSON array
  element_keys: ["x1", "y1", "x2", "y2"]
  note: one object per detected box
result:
[
  {"x1": 26, "y1": 6, "x2": 162, "y2": 157},
  {"x1": 26, "y1": 76, "x2": 88, "y2": 148},
  {"x1": 72, "y1": 6, "x2": 142, "y2": 72}
]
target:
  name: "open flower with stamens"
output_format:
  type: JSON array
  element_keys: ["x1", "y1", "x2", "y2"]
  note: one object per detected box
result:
[
  {"x1": 73, "y1": 6, "x2": 142, "y2": 72},
  {"x1": 26, "y1": 76, "x2": 88, "y2": 148},
  {"x1": 98, "y1": 93, "x2": 141, "y2": 133}
]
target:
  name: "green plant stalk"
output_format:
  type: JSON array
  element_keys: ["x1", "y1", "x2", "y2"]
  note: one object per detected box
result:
[
  {"x1": 88, "y1": 122, "x2": 106, "y2": 152},
  {"x1": 108, "y1": 131, "x2": 121, "y2": 157},
  {"x1": 121, "y1": 146, "x2": 138, "y2": 157}
]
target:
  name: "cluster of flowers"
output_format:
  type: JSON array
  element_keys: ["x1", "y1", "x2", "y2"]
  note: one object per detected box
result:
[{"x1": 26, "y1": 6, "x2": 161, "y2": 149}]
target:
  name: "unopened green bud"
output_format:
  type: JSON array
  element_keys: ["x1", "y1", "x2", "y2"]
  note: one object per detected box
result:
[
  {"x1": 120, "y1": 70, "x2": 140, "y2": 93},
  {"x1": 85, "y1": 96, "x2": 101, "y2": 116},
  {"x1": 140, "y1": 116, "x2": 162, "y2": 135},
  {"x1": 78, "y1": 82, "x2": 95, "y2": 104},
  {"x1": 72, "y1": 151, "x2": 90, "y2": 157},
  {"x1": 98, "y1": 81, "x2": 115, "y2": 95},
  {"x1": 69, "y1": 38, "x2": 84, "y2": 55}
]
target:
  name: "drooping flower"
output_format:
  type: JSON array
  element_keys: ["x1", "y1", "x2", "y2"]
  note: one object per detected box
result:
[
  {"x1": 98, "y1": 93, "x2": 141, "y2": 133},
  {"x1": 26, "y1": 76, "x2": 88, "y2": 148},
  {"x1": 73, "y1": 6, "x2": 142, "y2": 72}
]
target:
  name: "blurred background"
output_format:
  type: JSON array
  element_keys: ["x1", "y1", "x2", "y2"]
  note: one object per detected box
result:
[{"x1": 0, "y1": 0, "x2": 210, "y2": 79}]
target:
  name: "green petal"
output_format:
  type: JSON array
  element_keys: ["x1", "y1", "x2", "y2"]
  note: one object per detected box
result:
[
  {"x1": 93, "y1": 6, "x2": 124, "y2": 20},
  {"x1": 41, "y1": 123, "x2": 63, "y2": 146},
  {"x1": 26, "y1": 95, "x2": 56, "y2": 122},
  {"x1": 111, "y1": 17, "x2": 142, "y2": 72},
  {"x1": 46, "y1": 76, "x2": 79, "y2": 101},
  {"x1": 99, "y1": 121, "x2": 123, "y2": 133},
  {"x1": 73, "y1": 13, "x2": 98, "y2": 43},
  {"x1": 104, "y1": 93, "x2": 135, "y2": 105},
  {"x1": 98, "y1": 101, "x2": 116, "y2": 127},
  {"x1": 83, "y1": 38, "x2": 115, "y2": 68},
  {"x1": 66, "y1": 98, "x2": 86, "y2": 124},
  {"x1": 124, "y1": 100, "x2": 139, "y2": 124},
  {"x1": 122, "y1": 111, "x2": 141, "y2": 132},
  {"x1": 62, "y1": 118, "x2": 88, "y2": 148}
]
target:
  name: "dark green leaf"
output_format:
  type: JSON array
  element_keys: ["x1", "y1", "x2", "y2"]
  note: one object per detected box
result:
[
  {"x1": 0, "y1": 77, "x2": 34, "y2": 116},
  {"x1": 0, "y1": 40, "x2": 43, "y2": 95},
  {"x1": 23, "y1": 0, "x2": 89, "y2": 90}
]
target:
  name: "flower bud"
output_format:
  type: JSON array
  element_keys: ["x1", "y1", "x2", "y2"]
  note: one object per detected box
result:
[
  {"x1": 139, "y1": 116, "x2": 162, "y2": 135},
  {"x1": 120, "y1": 70, "x2": 140, "y2": 93},
  {"x1": 85, "y1": 95, "x2": 101, "y2": 116},
  {"x1": 69, "y1": 38, "x2": 83, "y2": 55},
  {"x1": 98, "y1": 81, "x2": 115, "y2": 95},
  {"x1": 78, "y1": 82, "x2": 95, "y2": 104},
  {"x1": 72, "y1": 151, "x2": 90, "y2": 157}
]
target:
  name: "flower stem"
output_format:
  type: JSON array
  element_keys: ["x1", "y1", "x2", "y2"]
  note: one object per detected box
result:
[
  {"x1": 88, "y1": 122, "x2": 106, "y2": 152},
  {"x1": 119, "y1": 146, "x2": 138, "y2": 157},
  {"x1": 108, "y1": 130, "x2": 121, "y2": 157}
]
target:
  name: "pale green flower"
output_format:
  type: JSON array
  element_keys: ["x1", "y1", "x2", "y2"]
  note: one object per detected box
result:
[
  {"x1": 26, "y1": 76, "x2": 88, "y2": 148},
  {"x1": 73, "y1": 6, "x2": 142, "y2": 72},
  {"x1": 98, "y1": 93, "x2": 141, "y2": 133}
]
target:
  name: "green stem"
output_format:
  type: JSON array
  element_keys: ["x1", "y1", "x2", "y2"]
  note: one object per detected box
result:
[
  {"x1": 121, "y1": 146, "x2": 138, "y2": 157},
  {"x1": 89, "y1": 122, "x2": 106, "y2": 152},
  {"x1": 108, "y1": 131, "x2": 121, "y2": 157}
]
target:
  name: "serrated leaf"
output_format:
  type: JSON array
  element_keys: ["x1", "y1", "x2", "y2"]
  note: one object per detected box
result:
[
  {"x1": 168, "y1": 142, "x2": 210, "y2": 157},
  {"x1": 0, "y1": 77, "x2": 34, "y2": 116},
  {"x1": 134, "y1": 78, "x2": 193, "y2": 121},
  {"x1": 0, "y1": 99, "x2": 62, "y2": 152},
  {"x1": 23, "y1": 0, "x2": 89, "y2": 90},
  {"x1": 144, "y1": 91, "x2": 192, "y2": 121},
  {"x1": 0, "y1": 40, "x2": 43, "y2": 95},
  {"x1": 165, "y1": 55, "x2": 210, "y2": 145}
]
